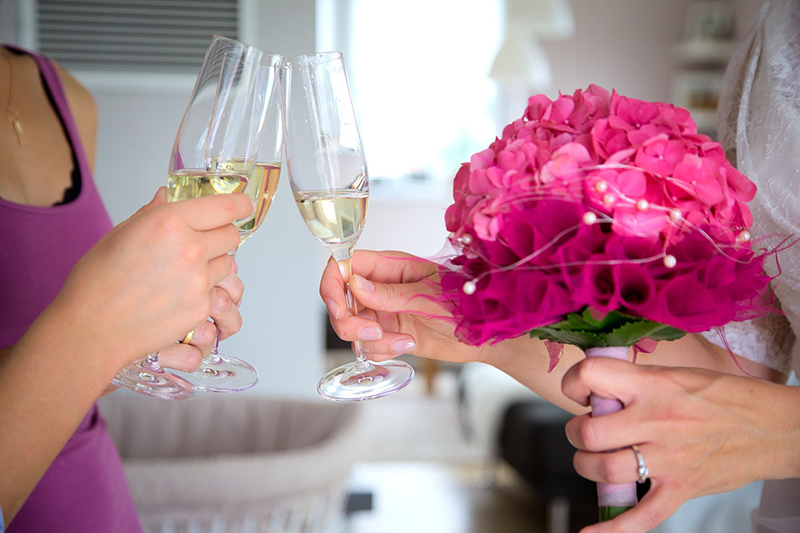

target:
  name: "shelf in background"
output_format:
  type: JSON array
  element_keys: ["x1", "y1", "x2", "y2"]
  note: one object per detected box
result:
[{"x1": 672, "y1": 39, "x2": 738, "y2": 64}]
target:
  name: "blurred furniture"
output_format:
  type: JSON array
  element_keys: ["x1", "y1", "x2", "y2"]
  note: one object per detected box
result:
[
  {"x1": 98, "y1": 392, "x2": 367, "y2": 533},
  {"x1": 498, "y1": 400, "x2": 597, "y2": 533},
  {"x1": 671, "y1": 1, "x2": 738, "y2": 137}
]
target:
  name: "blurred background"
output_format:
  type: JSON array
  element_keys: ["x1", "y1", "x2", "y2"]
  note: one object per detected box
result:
[{"x1": 0, "y1": 1, "x2": 766, "y2": 532}]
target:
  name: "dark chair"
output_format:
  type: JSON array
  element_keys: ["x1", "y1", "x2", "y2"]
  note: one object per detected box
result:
[{"x1": 498, "y1": 400, "x2": 598, "y2": 533}]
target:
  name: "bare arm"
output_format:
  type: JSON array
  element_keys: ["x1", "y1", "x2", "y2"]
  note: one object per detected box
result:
[
  {"x1": 321, "y1": 250, "x2": 783, "y2": 414},
  {"x1": 0, "y1": 191, "x2": 252, "y2": 525}
]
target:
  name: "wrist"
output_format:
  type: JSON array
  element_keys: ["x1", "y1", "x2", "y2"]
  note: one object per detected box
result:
[
  {"x1": 781, "y1": 385, "x2": 800, "y2": 479},
  {"x1": 35, "y1": 295, "x2": 126, "y2": 387},
  {"x1": 741, "y1": 377, "x2": 800, "y2": 481}
]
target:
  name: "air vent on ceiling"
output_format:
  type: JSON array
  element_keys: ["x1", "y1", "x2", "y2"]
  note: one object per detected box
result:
[{"x1": 37, "y1": 0, "x2": 239, "y2": 72}]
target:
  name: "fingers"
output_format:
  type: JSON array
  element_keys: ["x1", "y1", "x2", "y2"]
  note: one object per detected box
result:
[
  {"x1": 157, "y1": 342, "x2": 205, "y2": 372},
  {"x1": 350, "y1": 273, "x2": 445, "y2": 317},
  {"x1": 562, "y1": 357, "x2": 642, "y2": 409},
  {"x1": 132, "y1": 187, "x2": 168, "y2": 217},
  {"x1": 169, "y1": 193, "x2": 254, "y2": 231},
  {"x1": 206, "y1": 254, "x2": 236, "y2": 288},
  {"x1": 216, "y1": 267, "x2": 245, "y2": 307},
  {"x1": 357, "y1": 333, "x2": 418, "y2": 361},
  {"x1": 350, "y1": 250, "x2": 439, "y2": 284},
  {"x1": 209, "y1": 286, "x2": 242, "y2": 341},
  {"x1": 565, "y1": 407, "x2": 650, "y2": 454},
  {"x1": 146, "y1": 186, "x2": 168, "y2": 209},
  {"x1": 572, "y1": 443, "x2": 656, "y2": 486}
]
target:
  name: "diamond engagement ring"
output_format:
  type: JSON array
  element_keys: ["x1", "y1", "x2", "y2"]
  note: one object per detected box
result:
[{"x1": 631, "y1": 444, "x2": 649, "y2": 484}]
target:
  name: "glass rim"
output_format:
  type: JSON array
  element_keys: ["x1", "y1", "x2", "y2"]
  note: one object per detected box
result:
[
  {"x1": 283, "y1": 51, "x2": 344, "y2": 69},
  {"x1": 210, "y1": 34, "x2": 284, "y2": 65}
]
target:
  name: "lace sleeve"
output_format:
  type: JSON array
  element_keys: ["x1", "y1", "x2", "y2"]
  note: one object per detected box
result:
[{"x1": 699, "y1": 312, "x2": 796, "y2": 376}]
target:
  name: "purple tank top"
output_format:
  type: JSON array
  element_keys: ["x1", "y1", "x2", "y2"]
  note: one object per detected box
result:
[{"x1": 0, "y1": 47, "x2": 142, "y2": 532}]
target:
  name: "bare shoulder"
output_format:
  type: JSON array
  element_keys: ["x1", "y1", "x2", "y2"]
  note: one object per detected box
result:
[{"x1": 51, "y1": 59, "x2": 98, "y2": 167}]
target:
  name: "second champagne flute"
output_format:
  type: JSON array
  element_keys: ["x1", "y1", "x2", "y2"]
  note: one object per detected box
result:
[
  {"x1": 167, "y1": 36, "x2": 283, "y2": 392},
  {"x1": 282, "y1": 52, "x2": 414, "y2": 402},
  {"x1": 168, "y1": 37, "x2": 284, "y2": 393}
]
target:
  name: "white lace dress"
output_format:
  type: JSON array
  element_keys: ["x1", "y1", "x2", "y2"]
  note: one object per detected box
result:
[{"x1": 703, "y1": 1, "x2": 800, "y2": 531}]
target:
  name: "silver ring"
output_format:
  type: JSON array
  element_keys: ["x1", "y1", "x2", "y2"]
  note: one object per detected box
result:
[{"x1": 631, "y1": 444, "x2": 649, "y2": 484}]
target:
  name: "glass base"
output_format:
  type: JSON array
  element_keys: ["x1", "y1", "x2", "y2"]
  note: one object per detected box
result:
[
  {"x1": 112, "y1": 360, "x2": 197, "y2": 400},
  {"x1": 175, "y1": 354, "x2": 258, "y2": 393},
  {"x1": 317, "y1": 359, "x2": 414, "y2": 402}
]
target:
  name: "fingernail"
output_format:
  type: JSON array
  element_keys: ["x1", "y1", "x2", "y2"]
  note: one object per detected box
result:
[
  {"x1": 359, "y1": 326, "x2": 382, "y2": 341},
  {"x1": 392, "y1": 339, "x2": 416, "y2": 353},
  {"x1": 325, "y1": 299, "x2": 340, "y2": 320},
  {"x1": 353, "y1": 275, "x2": 374, "y2": 292}
]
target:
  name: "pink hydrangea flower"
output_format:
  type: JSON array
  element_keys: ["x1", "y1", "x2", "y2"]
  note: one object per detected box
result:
[{"x1": 442, "y1": 85, "x2": 772, "y2": 348}]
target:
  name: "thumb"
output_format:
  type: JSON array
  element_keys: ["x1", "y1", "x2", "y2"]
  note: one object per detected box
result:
[
  {"x1": 138, "y1": 187, "x2": 168, "y2": 215},
  {"x1": 350, "y1": 274, "x2": 446, "y2": 318}
]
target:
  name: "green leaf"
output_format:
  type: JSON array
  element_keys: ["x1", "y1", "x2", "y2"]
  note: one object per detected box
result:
[
  {"x1": 606, "y1": 321, "x2": 669, "y2": 346},
  {"x1": 529, "y1": 307, "x2": 687, "y2": 350},
  {"x1": 648, "y1": 326, "x2": 686, "y2": 342},
  {"x1": 530, "y1": 327, "x2": 608, "y2": 351}
]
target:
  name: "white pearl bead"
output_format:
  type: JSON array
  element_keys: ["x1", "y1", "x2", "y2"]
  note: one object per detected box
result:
[
  {"x1": 663, "y1": 255, "x2": 677, "y2": 268},
  {"x1": 669, "y1": 209, "x2": 682, "y2": 220},
  {"x1": 582, "y1": 212, "x2": 597, "y2": 225},
  {"x1": 462, "y1": 234, "x2": 473, "y2": 245},
  {"x1": 737, "y1": 230, "x2": 751, "y2": 243},
  {"x1": 636, "y1": 199, "x2": 649, "y2": 211},
  {"x1": 463, "y1": 281, "x2": 477, "y2": 295},
  {"x1": 596, "y1": 181, "x2": 609, "y2": 193},
  {"x1": 603, "y1": 194, "x2": 615, "y2": 206}
]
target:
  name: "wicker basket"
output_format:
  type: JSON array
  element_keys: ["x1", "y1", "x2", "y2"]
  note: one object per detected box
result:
[{"x1": 98, "y1": 392, "x2": 367, "y2": 533}]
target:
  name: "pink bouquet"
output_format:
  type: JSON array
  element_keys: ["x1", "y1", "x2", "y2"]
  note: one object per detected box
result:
[{"x1": 440, "y1": 85, "x2": 773, "y2": 519}]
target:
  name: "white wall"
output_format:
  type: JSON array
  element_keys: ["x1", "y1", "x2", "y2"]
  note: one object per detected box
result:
[{"x1": 541, "y1": 0, "x2": 761, "y2": 103}]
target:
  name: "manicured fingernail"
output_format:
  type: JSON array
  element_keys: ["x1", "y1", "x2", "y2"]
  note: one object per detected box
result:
[
  {"x1": 325, "y1": 299, "x2": 340, "y2": 320},
  {"x1": 359, "y1": 326, "x2": 382, "y2": 341},
  {"x1": 353, "y1": 275, "x2": 374, "y2": 292},
  {"x1": 392, "y1": 339, "x2": 416, "y2": 353}
]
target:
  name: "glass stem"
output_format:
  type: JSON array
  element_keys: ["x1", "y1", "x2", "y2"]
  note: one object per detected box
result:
[
  {"x1": 335, "y1": 249, "x2": 370, "y2": 369},
  {"x1": 205, "y1": 244, "x2": 240, "y2": 365},
  {"x1": 143, "y1": 352, "x2": 162, "y2": 372},
  {"x1": 206, "y1": 330, "x2": 222, "y2": 364}
]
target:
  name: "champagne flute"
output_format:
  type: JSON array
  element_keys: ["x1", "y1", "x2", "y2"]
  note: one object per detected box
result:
[
  {"x1": 111, "y1": 36, "x2": 280, "y2": 399},
  {"x1": 282, "y1": 52, "x2": 415, "y2": 402},
  {"x1": 167, "y1": 36, "x2": 283, "y2": 393}
]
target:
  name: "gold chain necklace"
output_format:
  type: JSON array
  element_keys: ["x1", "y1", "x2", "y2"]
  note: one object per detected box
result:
[{"x1": 1, "y1": 52, "x2": 23, "y2": 145}]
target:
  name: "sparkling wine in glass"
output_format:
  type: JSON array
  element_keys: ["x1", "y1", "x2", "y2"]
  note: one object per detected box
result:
[
  {"x1": 111, "y1": 36, "x2": 281, "y2": 399},
  {"x1": 167, "y1": 36, "x2": 283, "y2": 393},
  {"x1": 283, "y1": 52, "x2": 414, "y2": 402}
]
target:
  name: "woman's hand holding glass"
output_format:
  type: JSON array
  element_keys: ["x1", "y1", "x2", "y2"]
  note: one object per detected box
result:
[
  {"x1": 166, "y1": 37, "x2": 282, "y2": 394},
  {"x1": 319, "y1": 250, "x2": 483, "y2": 365},
  {"x1": 282, "y1": 52, "x2": 414, "y2": 401},
  {"x1": 111, "y1": 36, "x2": 282, "y2": 399}
]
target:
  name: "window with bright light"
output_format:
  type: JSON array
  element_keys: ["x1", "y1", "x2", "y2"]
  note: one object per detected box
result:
[{"x1": 320, "y1": 0, "x2": 504, "y2": 195}]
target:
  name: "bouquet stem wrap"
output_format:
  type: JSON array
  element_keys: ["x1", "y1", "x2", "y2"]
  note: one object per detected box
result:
[{"x1": 585, "y1": 346, "x2": 637, "y2": 519}]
